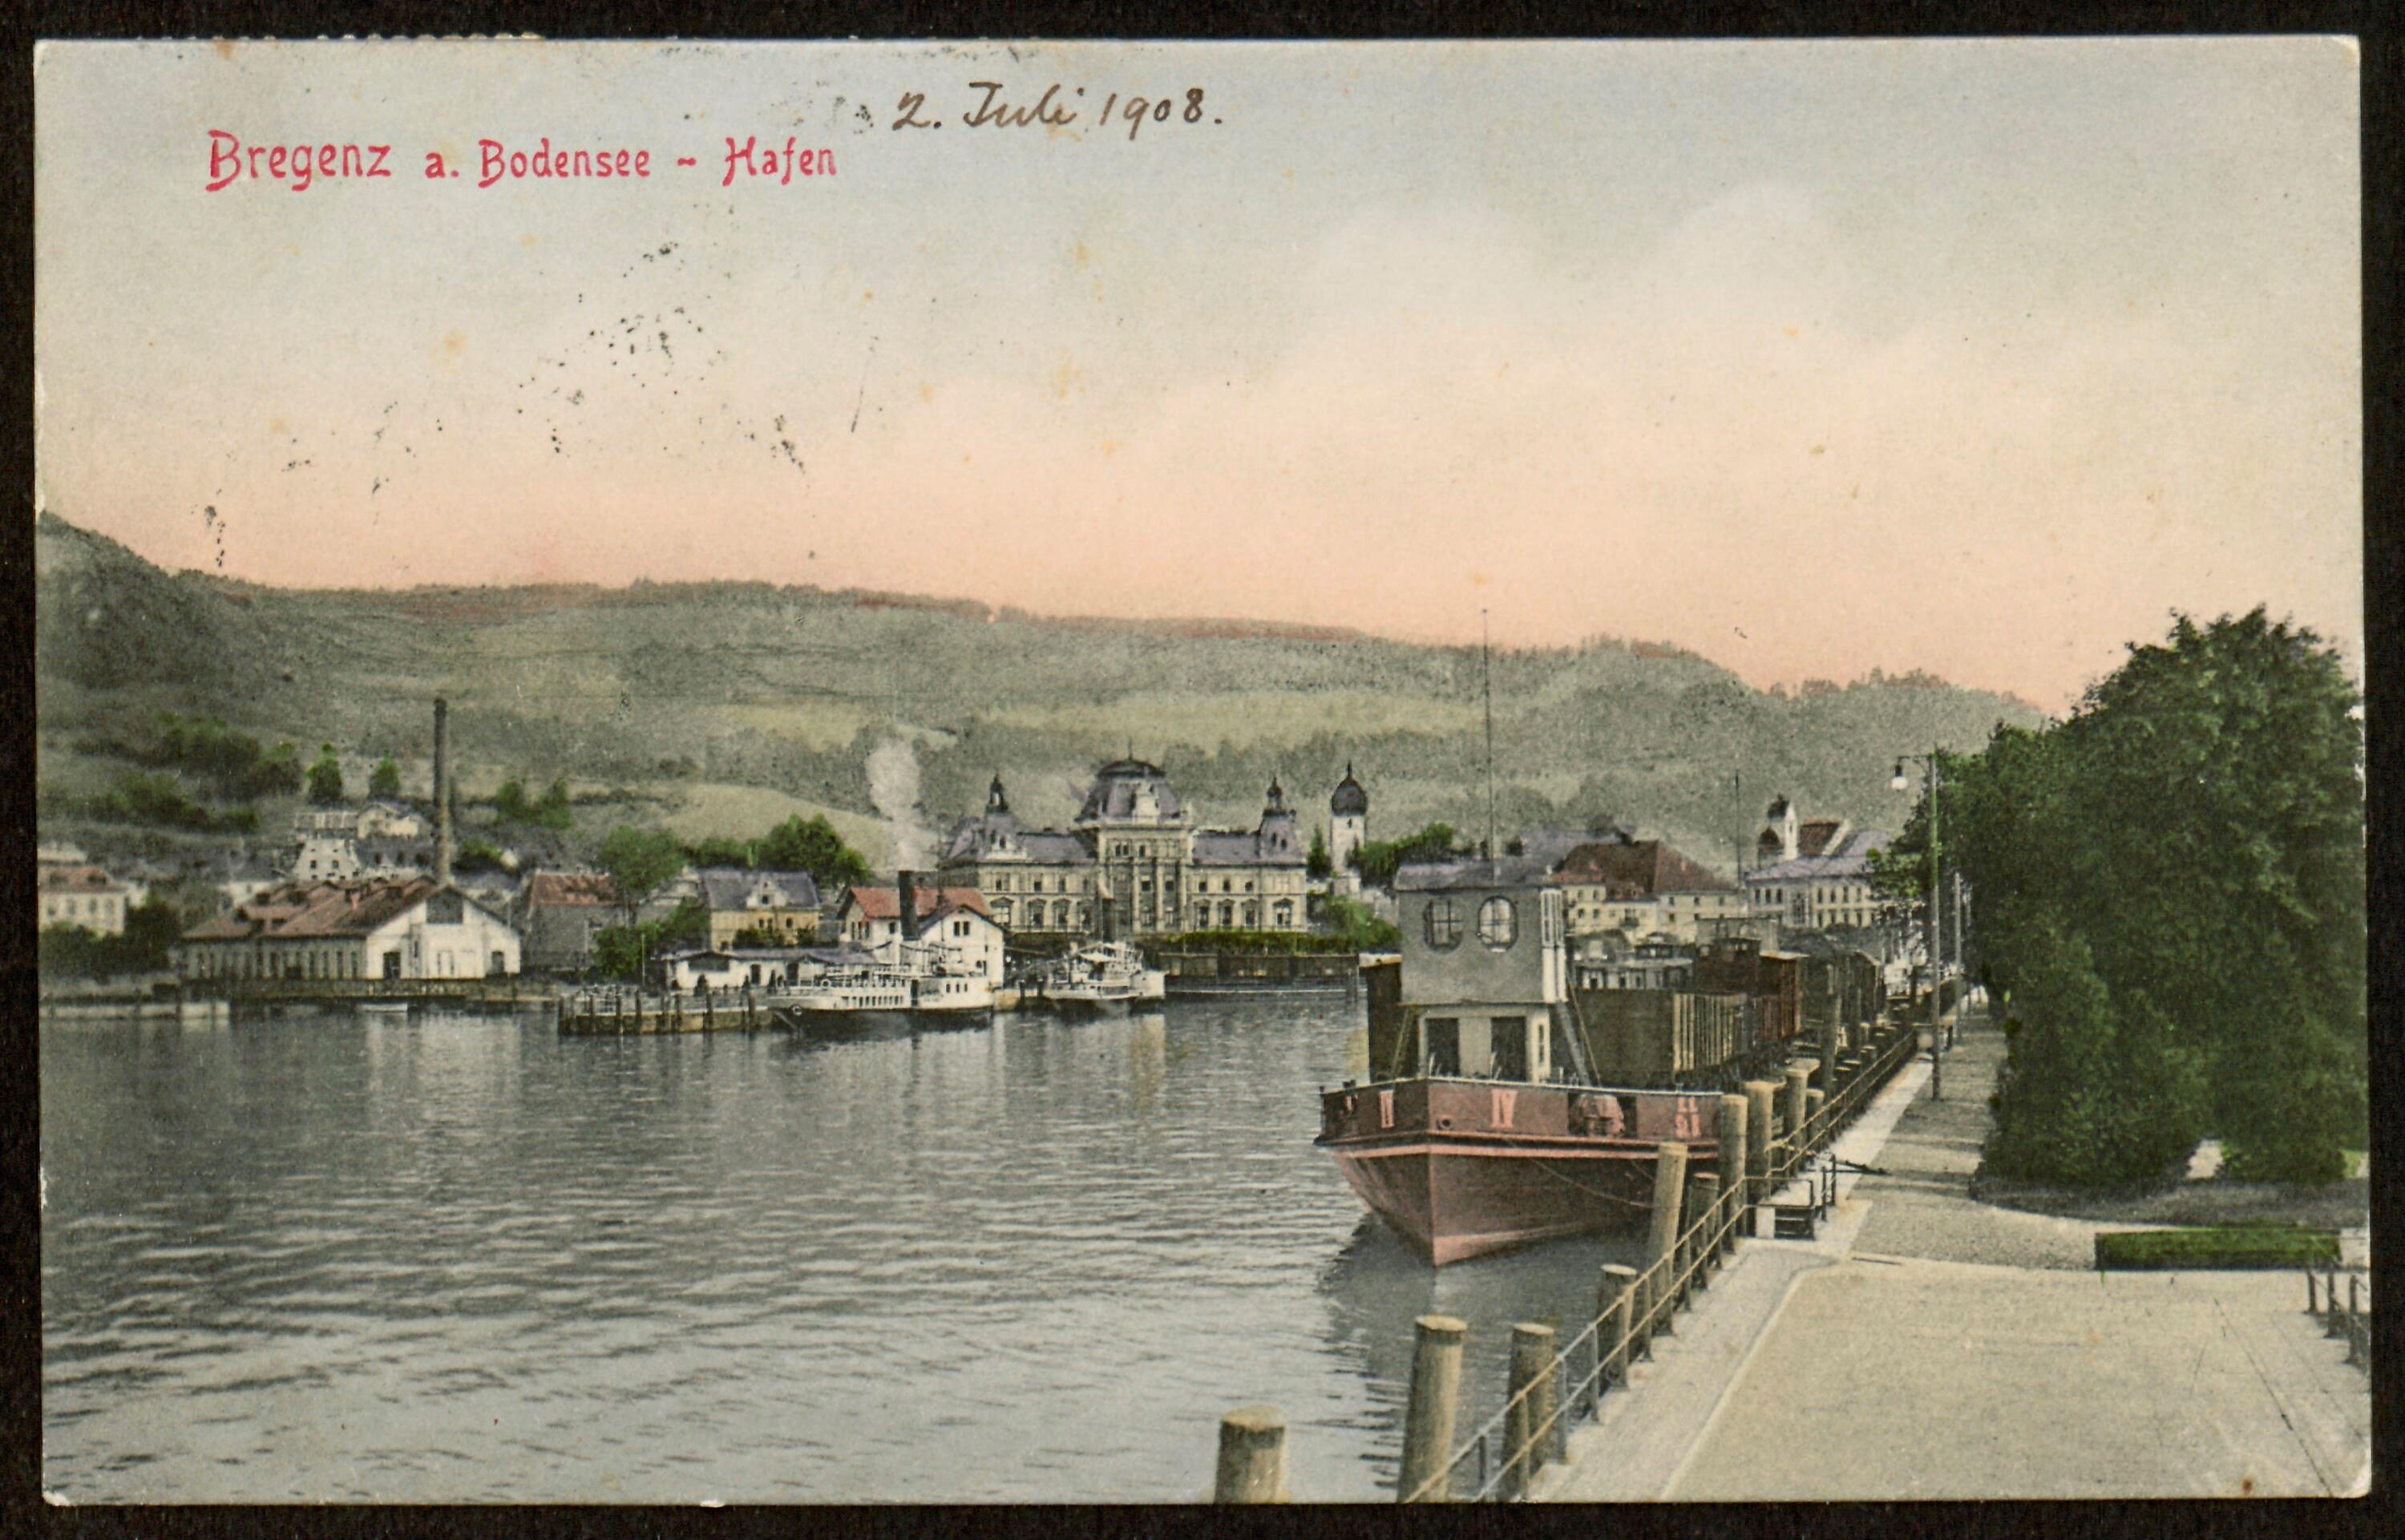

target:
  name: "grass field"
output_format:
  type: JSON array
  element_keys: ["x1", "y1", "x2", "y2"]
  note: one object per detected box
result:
[
  {"x1": 984, "y1": 689, "x2": 1484, "y2": 751},
  {"x1": 641, "y1": 781, "x2": 897, "y2": 867}
]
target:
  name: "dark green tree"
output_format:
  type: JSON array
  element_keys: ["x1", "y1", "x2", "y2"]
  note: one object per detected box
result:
[
  {"x1": 1306, "y1": 825, "x2": 1332, "y2": 879},
  {"x1": 757, "y1": 814, "x2": 872, "y2": 889},
  {"x1": 532, "y1": 778, "x2": 576, "y2": 831},
  {"x1": 687, "y1": 836, "x2": 756, "y2": 868},
  {"x1": 1896, "y1": 608, "x2": 2363, "y2": 1190},
  {"x1": 494, "y1": 779, "x2": 529, "y2": 821},
  {"x1": 305, "y1": 745, "x2": 345, "y2": 804},
  {"x1": 368, "y1": 757, "x2": 402, "y2": 798},
  {"x1": 596, "y1": 825, "x2": 689, "y2": 927}
]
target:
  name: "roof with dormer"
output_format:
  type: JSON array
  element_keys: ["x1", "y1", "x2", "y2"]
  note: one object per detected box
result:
[
  {"x1": 696, "y1": 867, "x2": 823, "y2": 911},
  {"x1": 1076, "y1": 759, "x2": 1186, "y2": 824}
]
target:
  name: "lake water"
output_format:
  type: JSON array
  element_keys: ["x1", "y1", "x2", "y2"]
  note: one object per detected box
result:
[{"x1": 42, "y1": 998, "x2": 1647, "y2": 1502}]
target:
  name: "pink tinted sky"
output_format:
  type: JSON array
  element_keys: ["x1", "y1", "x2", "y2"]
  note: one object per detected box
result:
[{"x1": 34, "y1": 39, "x2": 2361, "y2": 712}]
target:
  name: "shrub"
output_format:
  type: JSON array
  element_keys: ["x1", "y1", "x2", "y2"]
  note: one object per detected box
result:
[{"x1": 2093, "y1": 1227, "x2": 2339, "y2": 1271}]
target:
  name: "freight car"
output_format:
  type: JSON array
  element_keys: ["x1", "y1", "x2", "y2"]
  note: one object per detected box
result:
[{"x1": 1569, "y1": 987, "x2": 1766, "y2": 1089}]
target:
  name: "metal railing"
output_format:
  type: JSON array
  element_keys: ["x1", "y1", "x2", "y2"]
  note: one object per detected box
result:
[
  {"x1": 2306, "y1": 1264, "x2": 2374, "y2": 1372},
  {"x1": 1768, "y1": 1024, "x2": 1922, "y2": 1186},
  {"x1": 1404, "y1": 1169, "x2": 1749, "y2": 1502},
  {"x1": 1401, "y1": 1016, "x2": 1925, "y2": 1502}
]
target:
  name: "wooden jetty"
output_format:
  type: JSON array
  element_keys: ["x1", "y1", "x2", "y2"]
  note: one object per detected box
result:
[{"x1": 559, "y1": 985, "x2": 778, "y2": 1034}]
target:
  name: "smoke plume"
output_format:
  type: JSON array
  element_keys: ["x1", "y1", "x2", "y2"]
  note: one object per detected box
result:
[{"x1": 867, "y1": 737, "x2": 936, "y2": 871}]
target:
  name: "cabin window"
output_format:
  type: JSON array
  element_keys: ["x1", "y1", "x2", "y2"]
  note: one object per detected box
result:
[
  {"x1": 1424, "y1": 897, "x2": 1462, "y2": 951},
  {"x1": 1424, "y1": 1017, "x2": 1461, "y2": 1077},
  {"x1": 1477, "y1": 896, "x2": 1518, "y2": 951}
]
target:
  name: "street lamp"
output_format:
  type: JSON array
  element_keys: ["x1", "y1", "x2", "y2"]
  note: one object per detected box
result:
[{"x1": 1891, "y1": 753, "x2": 1943, "y2": 1101}]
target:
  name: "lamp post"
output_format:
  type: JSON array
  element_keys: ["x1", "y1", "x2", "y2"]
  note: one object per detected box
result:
[{"x1": 1890, "y1": 753, "x2": 1942, "y2": 1101}]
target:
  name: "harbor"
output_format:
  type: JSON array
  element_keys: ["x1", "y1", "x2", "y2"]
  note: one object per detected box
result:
[{"x1": 42, "y1": 992, "x2": 1633, "y2": 1502}]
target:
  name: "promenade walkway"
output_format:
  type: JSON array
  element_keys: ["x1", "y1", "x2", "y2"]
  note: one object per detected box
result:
[{"x1": 1541, "y1": 1008, "x2": 2370, "y2": 1501}]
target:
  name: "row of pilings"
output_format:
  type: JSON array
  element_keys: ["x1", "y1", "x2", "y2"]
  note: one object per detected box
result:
[{"x1": 1210, "y1": 1008, "x2": 1930, "y2": 1502}]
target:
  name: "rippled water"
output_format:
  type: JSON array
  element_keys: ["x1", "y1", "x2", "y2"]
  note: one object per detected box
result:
[{"x1": 43, "y1": 1000, "x2": 1645, "y2": 1502}]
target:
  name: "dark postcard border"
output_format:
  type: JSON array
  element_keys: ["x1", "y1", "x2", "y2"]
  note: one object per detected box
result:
[{"x1": 0, "y1": 7, "x2": 2395, "y2": 1540}]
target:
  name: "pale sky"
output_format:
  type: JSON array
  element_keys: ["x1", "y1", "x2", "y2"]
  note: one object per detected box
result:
[{"x1": 35, "y1": 38, "x2": 2361, "y2": 711}]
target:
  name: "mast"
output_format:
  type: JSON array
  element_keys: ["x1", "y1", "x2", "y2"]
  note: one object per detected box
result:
[{"x1": 1481, "y1": 608, "x2": 1497, "y2": 873}]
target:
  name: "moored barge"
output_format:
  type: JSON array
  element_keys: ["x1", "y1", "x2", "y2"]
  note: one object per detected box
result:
[{"x1": 1318, "y1": 857, "x2": 1748, "y2": 1266}]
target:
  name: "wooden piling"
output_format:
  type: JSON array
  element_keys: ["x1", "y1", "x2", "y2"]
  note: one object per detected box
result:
[
  {"x1": 1503, "y1": 1323, "x2": 1558, "y2": 1498},
  {"x1": 1644, "y1": 1142, "x2": 1688, "y2": 1340},
  {"x1": 1804, "y1": 1087, "x2": 1827, "y2": 1154},
  {"x1": 2307, "y1": 1269, "x2": 2321, "y2": 1314},
  {"x1": 2326, "y1": 1271, "x2": 2345, "y2": 1337},
  {"x1": 1599, "y1": 1264, "x2": 1639, "y2": 1389},
  {"x1": 1819, "y1": 1011, "x2": 1841, "y2": 1097},
  {"x1": 1742, "y1": 1081, "x2": 1777, "y2": 1209},
  {"x1": 1782, "y1": 1065, "x2": 1809, "y2": 1147},
  {"x1": 1718, "y1": 1093, "x2": 1751, "y2": 1249},
  {"x1": 1398, "y1": 1316, "x2": 1465, "y2": 1503},
  {"x1": 1213, "y1": 1405, "x2": 1287, "y2": 1502},
  {"x1": 1687, "y1": 1173, "x2": 1721, "y2": 1289}
]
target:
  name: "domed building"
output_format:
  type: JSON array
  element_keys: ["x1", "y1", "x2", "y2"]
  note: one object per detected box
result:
[{"x1": 939, "y1": 758, "x2": 1312, "y2": 940}]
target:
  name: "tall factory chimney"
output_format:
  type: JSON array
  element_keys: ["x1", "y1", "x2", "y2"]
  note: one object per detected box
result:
[
  {"x1": 896, "y1": 869, "x2": 921, "y2": 944},
  {"x1": 433, "y1": 697, "x2": 454, "y2": 887}
]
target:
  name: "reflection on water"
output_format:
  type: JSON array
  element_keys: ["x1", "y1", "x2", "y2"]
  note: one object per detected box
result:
[{"x1": 42, "y1": 1000, "x2": 1641, "y2": 1502}]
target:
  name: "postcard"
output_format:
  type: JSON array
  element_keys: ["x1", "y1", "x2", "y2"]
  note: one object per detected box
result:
[{"x1": 34, "y1": 36, "x2": 2367, "y2": 1503}]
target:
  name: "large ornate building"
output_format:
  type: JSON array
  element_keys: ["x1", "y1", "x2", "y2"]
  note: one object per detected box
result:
[{"x1": 940, "y1": 759, "x2": 1312, "y2": 940}]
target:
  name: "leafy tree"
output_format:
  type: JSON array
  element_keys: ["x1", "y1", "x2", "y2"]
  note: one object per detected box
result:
[
  {"x1": 455, "y1": 840, "x2": 509, "y2": 875},
  {"x1": 131, "y1": 713, "x2": 304, "y2": 799},
  {"x1": 591, "y1": 899, "x2": 710, "y2": 981},
  {"x1": 757, "y1": 814, "x2": 871, "y2": 888},
  {"x1": 1306, "y1": 825, "x2": 1332, "y2": 879},
  {"x1": 596, "y1": 825, "x2": 689, "y2": 926},
  {"x1": 687, "y1": 836, "x2": 756, "y2": 868},
  {"x1": 532, "y1": 778, "x2": 576, "y2": 831},
  {"x1": 657, "y1": 897, "x2": 709, "y2": 949},
  {"x1": 494, "y1": 779, "x2": 529, "y2": 821},
  {"x1": 731, "y1": 924, "x2": 783, "y2": 948},
  {"x1": 368, "y1": 757, "x2": 402, "y2": 798},
  {"x1": 1904, "y1": 608, "x2": 2363, "y2": 1190},
  {"x1": 1324, "y1": 893, "x2": 1401, "y2": 951},
  {"x1": 1983, "y1": 911, "x2": 2206, "y2": 1186},
  {"x1": 84, "y1": 772, "x2": 254, "y2": 831},
  {"x1": 305, "y1": 745, "x2": 345, "y2": 804},
  {"x1": 1350, "y1": 822, "x2": 1464, "y2": 889},
  {"x1": 38, "y1": 899, "x2": 185, "y2": 979}
]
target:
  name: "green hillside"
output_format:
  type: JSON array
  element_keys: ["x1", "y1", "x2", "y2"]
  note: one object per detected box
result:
[{"x1": 33, "y1": 511, "x2": 2044, "y2": 871}]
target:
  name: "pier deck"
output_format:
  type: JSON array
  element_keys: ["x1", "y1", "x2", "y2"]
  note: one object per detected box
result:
[{"x1": 1537, "y1": 1008, "x2": 2371, "y2": 1501}]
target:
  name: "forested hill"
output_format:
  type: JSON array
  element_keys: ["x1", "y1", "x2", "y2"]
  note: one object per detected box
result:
[{"x1": 34, "y1": 511, "x2": 2045, "y2": 870}]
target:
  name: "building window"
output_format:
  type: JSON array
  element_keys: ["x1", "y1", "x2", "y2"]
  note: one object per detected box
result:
[
  {"x1": 1425, "y1": 897, "x2": 1462, "y2": 951},
  {"x1": 1477, "y1": 896, "x2": 1518, "y2": 951}
]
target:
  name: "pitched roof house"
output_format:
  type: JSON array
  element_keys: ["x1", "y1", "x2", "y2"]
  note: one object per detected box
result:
[{"x1": 177, "y1": 877, "x2": 522, "y2": 981}]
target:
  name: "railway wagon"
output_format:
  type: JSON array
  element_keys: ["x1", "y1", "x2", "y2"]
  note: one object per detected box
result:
[
  {"x1": 1570, "y1": 988, "x2": 1749, "y2": 1088},
  {"x1": 1696, "y1": 938, "x2": 1805, "y2": 1045}
]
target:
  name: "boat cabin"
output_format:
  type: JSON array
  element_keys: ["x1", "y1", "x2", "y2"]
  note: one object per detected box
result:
[{"x1": 1365, "y1": 859, "x2": 1586, "y2": 1084}]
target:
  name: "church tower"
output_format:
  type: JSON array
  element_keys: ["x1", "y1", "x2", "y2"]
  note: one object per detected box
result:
[{"x1": 1329, "y1": 762, "x2": 1369, "y2": 872}]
